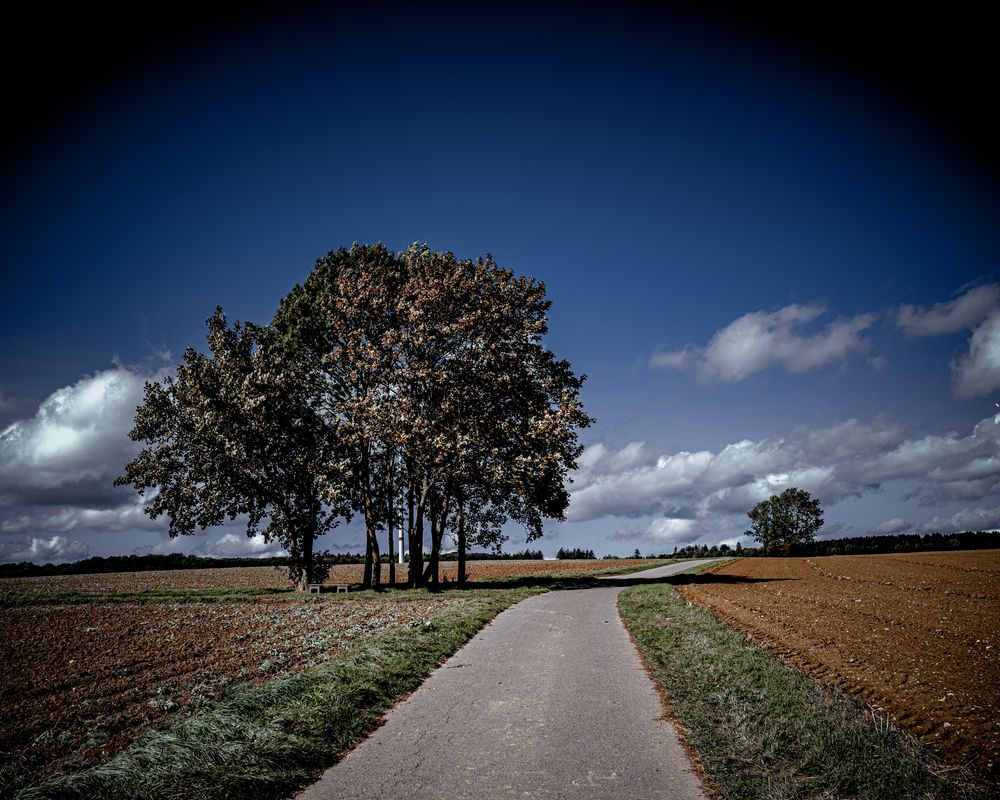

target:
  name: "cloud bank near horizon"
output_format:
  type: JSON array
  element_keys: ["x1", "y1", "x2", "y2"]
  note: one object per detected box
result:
[
  {"x1": 0, "y1": 364, "x2": 173, "y2": 539},
  {"x1": 569, "y1": 412, "x2": 1000, "y2": 545},
  {"x1": 0, "y1": 361, "x2": 369, "y2": 562}
]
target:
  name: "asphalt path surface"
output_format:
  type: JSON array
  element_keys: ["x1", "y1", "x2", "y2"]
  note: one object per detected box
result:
[{"x1": 297, "y1": 560, "x2": 714, "y2": 799}]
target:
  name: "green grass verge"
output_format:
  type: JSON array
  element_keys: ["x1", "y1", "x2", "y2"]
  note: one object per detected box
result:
[
  {"x1": 12, "y1": 588, "x2": 541, "y2": 800},
  {"x1": 591, "y1": 558, "x2": 681, "y2": 576},
  {"x1": 619, "y1": 581, "x2": 987, "y2": 800},
  {"x1": 675, "y1": 558, "x2": 731, "y2": 575}
]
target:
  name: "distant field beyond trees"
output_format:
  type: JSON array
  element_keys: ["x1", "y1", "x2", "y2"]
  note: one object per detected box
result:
[{"x1": 665, "y1": 529, "x2": 1000, "y2": 560}]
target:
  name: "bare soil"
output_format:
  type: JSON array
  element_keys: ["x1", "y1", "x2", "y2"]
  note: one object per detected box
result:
[
  {"x1": 1, "y1": 558, "x2": 651, "y2": 786},
  {"x1": 677, "y1": 551, "x2": 999, "y2": 780},
  {"x1": 1, "y1": 595, "x2": 460, "y2": 784}
]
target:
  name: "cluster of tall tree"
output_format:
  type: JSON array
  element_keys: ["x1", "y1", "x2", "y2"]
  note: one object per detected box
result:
[{"x1": 117, "y1": 244, "x2": 591, "y2": 590}]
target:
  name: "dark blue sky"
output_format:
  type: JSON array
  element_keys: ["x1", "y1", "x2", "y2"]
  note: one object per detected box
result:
[{"x1": 2, "y1": 4, "x2": 998, "y2": 561}]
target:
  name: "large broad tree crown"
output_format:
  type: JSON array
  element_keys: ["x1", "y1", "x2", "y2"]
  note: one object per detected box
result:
[{"x1": 118, "y1": 243, "x2": 591, "y2": 589}]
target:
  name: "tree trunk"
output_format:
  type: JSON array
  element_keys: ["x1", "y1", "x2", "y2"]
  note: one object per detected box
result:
[
  {"x1": 457, "y1": 498, "x2": 466, "y2": 587},
  {"x1": 410, "y1": 479, "x2": 426, "y2": 588},
  {"x1": 297, "y1": 528, "x2": 314, "y2": 592},
  {"x1": 359, "y1": 448, "x2": 381, "y2": 590},
  {"x1": 424, "y1": 502, "x2": 439, "y2": 588},
  {"x1": 288, "y1": 537, "x2": 302, "y2": 591},
  {"x1": 423, "y1": 492, "x2": 451, "y2": 589},
  {"x1": 362, "y1": 535, "x2": 373, "y2": 588},
  {"x1": 362, "y1": 490, "x2": 373, "y2": 589},
  {"x1": 366, "y1": 518, "x2": 382, "y2": 588},
  {"x1": 362, "y1": 485, "x2": 381, "y2": 589},
  {"x1": 406, "y1": 478, "x2": 415, "y2": 587},
  {"x1": 387, "y1": 511, "x2": 396, "y2": 587},
  {"x1": 386, "y1": 452, "x2": 396, "y2": 587}
]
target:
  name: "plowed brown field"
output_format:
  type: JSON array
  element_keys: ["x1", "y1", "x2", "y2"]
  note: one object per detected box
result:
[
  {"x1": 2, "y1": 595, "x2": 461, "y2": 785},
  {"x1": 677, "y1": 551, "x2": 999, "y2": 779},
  {"x1": 1, "y1": 558, "x2": 654, "y2": 786}
]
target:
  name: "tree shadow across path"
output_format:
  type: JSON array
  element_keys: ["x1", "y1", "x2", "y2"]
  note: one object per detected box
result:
[
  {"x1": 598, "y1": 572, "x2": 794, "y2": 588},
  {"x1": 426, "y1": 571, "x2": 793, "y2": 593}
]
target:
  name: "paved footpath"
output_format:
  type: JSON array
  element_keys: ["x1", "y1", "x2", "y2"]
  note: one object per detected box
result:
[{"x1": 297, "y1": 561, "x2": 713, "y2": 800}]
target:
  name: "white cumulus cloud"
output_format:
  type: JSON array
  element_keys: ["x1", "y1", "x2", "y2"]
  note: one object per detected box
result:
[
  {"x1": 651, "y1": 304, "x2": 875, "y2": 382},
  {"x1": 569, "y1": 418, "x2": 909, "y2": 523},
  {"x1": 0, "y1": 535, "x2": 91, "y2": 563},
  {"x1": 0, "y1": 494, "x2": 162, "y2": 534},
  {"x1": 645, "y1": 516, "x2": 698, "y2": 542},
  {"x1": 202, "y1": 532, "x2": 288, "y2": 559},
  {"x1": 894, "y1": 285, "x2": 1000, "y2": 398},
  {"x1": 952, "y1": 310, "x2": 1000, "y2": 398},
  {"x1": 896, "y1": 284, "x2": 999, "y2": 337},
  {"x1": 917, "y1": 506, "x2": 1000, "y2": 534},
  {"x1": 569, "y1": 415, "x2": 1000, "y2": 537},
  {"x1": 869, "y1": 517, "x2": 910, "y2": 535},
  {"x1": 0, "y1": 362, "x2": 172, "y2": 535}
]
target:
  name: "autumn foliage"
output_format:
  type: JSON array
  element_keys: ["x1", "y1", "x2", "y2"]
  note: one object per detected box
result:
[{"x1": 119, "y1": 244, "x2": 591, "y2": 589}]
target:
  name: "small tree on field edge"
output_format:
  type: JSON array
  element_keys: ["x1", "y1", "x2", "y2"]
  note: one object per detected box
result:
[{"x1": 746, "y1": 487, "x2": 823, "y2": 556}]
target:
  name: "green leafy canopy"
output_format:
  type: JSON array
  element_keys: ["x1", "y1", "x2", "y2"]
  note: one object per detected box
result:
[{"x1": 745, "y1": 487, "x2": 824, "y2": 556}]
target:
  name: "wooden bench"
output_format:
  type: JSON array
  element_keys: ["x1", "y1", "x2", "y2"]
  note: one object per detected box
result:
[{"x1": 307, "y1": 583, "x2": 349, "y2": 594}]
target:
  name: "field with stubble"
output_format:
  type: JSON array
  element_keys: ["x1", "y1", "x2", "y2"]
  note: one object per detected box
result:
[{"x1": 677, "y1": 551, "x2": 999, "y2": 780}]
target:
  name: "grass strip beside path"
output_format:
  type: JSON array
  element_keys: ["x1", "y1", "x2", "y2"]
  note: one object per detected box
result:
[
  {"x1": 15, "y1": 588, "x2": 540, "y2": 800},
  {"x1": 619, "y1": 580, "x2": 986, "y2": 800}
]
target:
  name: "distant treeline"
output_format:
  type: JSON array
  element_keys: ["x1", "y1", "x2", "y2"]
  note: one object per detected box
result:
[
  {"x1": 556, "y1": 547, "x2": 597, "y2": 559},
  {"x1": 440, "y1": 549, "x2": 544, "y2": 561},
  {"x1": 0, "y1": 548, "x2": 546, "y2": 578},
  {"x1": 661, "y1": 529, "x2": 1000, "y2": 560},
  {"x1": 0, "y1": 552, "x2": 295, "y2": 578},
  {"x1": 791, "y1": 529, "x2": 1000, "y2": 557},
  {"x1": 5, "y1": 531, "x2": 998, "y2": 577}
]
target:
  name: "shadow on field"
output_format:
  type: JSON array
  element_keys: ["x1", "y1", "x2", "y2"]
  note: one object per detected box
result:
[
  {"x1": 597, "y1": 573, "x2": 793, "y2": 588},
  {"x1": 412, "y1": 572, "x2": 792, "y2": 593}
]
